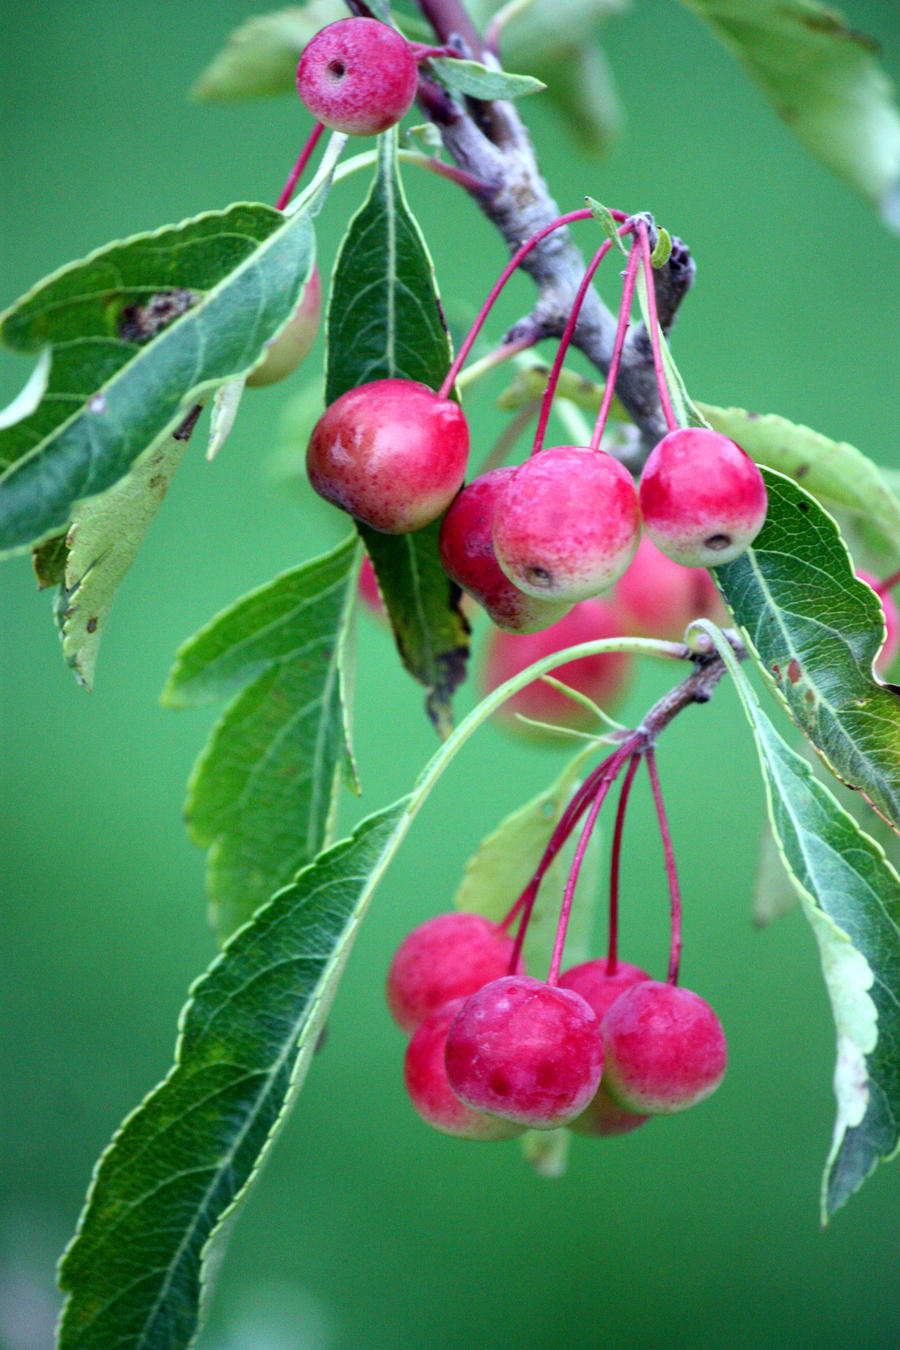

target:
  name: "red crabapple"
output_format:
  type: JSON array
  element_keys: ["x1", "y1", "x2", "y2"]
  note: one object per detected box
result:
[
  {"x1": 638, "y1": 427, "x2": 767, "y2": 567},
  {"x1": 295, "y1": 18, "x2": 419, "y2": 136},
  {"x1": 246, "y1": 268, "x2": 321, "y2": 387},
  {"x1": 601, "y1": 980, "x2": 727, "y2": 1114},
  {"x1": 558, "y1": 959, "x2": 651, "y2": 1136},
  {"x1": 614, "y1": 534, "x2": 727, "y2": 640},
  {"x1": 405, "y1": 998, "x2": 524, "y2": 1140},
  {"x1": 306, "y1": 379, "x2": 469, "y2": 533},
  {"x1": 444, "y1": 975, "x2": 605, "y2": 1129},
  {"x1": 386, "y1": 911, "x2": 523, "y2": 1033},
  {"x1": 492, "y1": 446, "x2": 641, "y2": 602},
  {"x1": 481, "y1": 598, "x2": 633, "y2": 734},
  {"x1": 439, "y1": 469, "x2": 571, "y2": 633},
  {"x1": 857, "y1": 570, "x2": 899, "y2": 673}
]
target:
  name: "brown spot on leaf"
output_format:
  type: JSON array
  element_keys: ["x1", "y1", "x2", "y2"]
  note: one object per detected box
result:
[
  {"x1": 86, "y1": 616, "x2": 98, "y2": 633},
  {"x1": 118, "y1": 288, "x2": 199, "y2": 343},
  {"x1": 795, "y1": 463, "x2": 810, "y2": 479},
  {"x1": 788, "y1": 659, "x2": 801, "y2": 684},
  {"x1": 772, "y1": 663, "x2": 782, "y2": 681}
]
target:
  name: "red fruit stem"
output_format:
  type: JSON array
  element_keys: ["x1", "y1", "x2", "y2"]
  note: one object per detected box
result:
[
  {"x1": 588, "y1": 240, "x2": 641, "y2": 453},
  {"x1": 409, "y1": 42, "x2": 461, "y2": 59},
  {"x1": 636, "y1": 220, "x2": 679, "y2": 433},
  {"x1": 275, "y1": 121, "x2": 326, "y2": 211},
  {"x1": 530, "y1": 233, "x2": 620, "y2": 455},
  {"x1": 606, "y1": 749, "x2": 642, "y2": 976},
  {"x1": 437, "y1": 206, "x2": 627, "y2": 400},
  {"x1": 644, "y1": 746, "x2": 682, "y2": 984},
  {"x1": 872, "y1": 567, "x2": 900, "y2": 597}
]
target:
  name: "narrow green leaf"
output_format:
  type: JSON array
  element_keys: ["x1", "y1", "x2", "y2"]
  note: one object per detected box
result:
[
  {"x1": 678, "y1": 0, "x2": 900, "y2": 224},
  {"x1": 699, "y1": 403, "x2": 900, "y2": 558},
  {"x1": 649, "y1": 226, "x2": 672, "y2": 268},
  {"x1": 715, "y1": 470, "x2": 900, "y2": 831},
  {"x1": 162, "y1": 535, "x2": 359, "y2": 941},
  {"x1": 700, "y1": 623, "x2": 900, "y2": 1218},
  {"x1": 325, "y1": 129, "x2": 469, "y2": 730},
  {"x1": 426, "y1": 56, "x2": 545, "y2": 101},
  {"x1": 59, "y1": 630, "x2": 651, "y2": 1350},
  {"x1": 0, "y1": 203, "x2": 315, "y2": 555},
  {"x1": 585, "y1": 197, "x2": 628, "y2": 255},
  {"x1": 57, "y1": 797, "x2": 409, "y2": 1350},
  {"x1": 58, "y1": 431, "x2": 190, "y2": 689},
  {"x1": 453, "y1": 744, "x2": 602, "y2": 973},
  {"x1": 191, "y1": 2, "x2": 345, "y2": 101}
]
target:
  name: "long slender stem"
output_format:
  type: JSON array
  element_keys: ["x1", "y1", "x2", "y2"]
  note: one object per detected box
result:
[
  {"x1": 275, "y1": 122, "x2": 325, "y2": 211},
  {"x1": 606, "y1": 749, "x2": 642, "y2": 974},
  {"x1": 637, "y1": 220, "x2": 679, "y2": 433},
  {"x1": 530, "y1": 236, "x2": 617, "y2": 455},
  {"x1": 645, "y1": 747, "x2": 682, "y2": 984},
  {"x1": 589, "y1": 241, "x2": 641, "y2": 453},
  {"x1": 873, "y1": 566, "x2": 900, "y2": 597},
  {"x1": 437, "y1": 207, "x2": 625, "y2": 398}
]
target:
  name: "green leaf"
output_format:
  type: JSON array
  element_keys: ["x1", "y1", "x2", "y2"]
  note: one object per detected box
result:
[
  {"x1": 58, "y1": 626, "x2": 646, "y2": 1349},
  {"x1": 453, "y1": 744, "x2": 602, "y2": 973},
  {"x1": 678, "y1": 0, "x2": 900, "y2": 224},
  {"x1": 698, "y1": 403, "x2": 900, "y2": 558},
  {"x1": 586, "y1": 197, "x2": 628, "y2": 255},
  {"x1": 700, "y1": 623, "x2": 900, "y2": 1218},
  {"x1": 162, "y1": 535, "x2": 359, "y2": 942},
  {"x1": 715, "y1": 470, "x2": 900, "y2": 832},
  {"x1": 325, "y1": 129, "x2": 469, "y2": 730},
  {"x1": 191, "y1": 2, "x2": 346, "y2": 101},
  {"x1": 0, "y1": 203, "x2": 316, "y2": 555},
  {"x1": 57, "y1": 797, "x2": 409, "y2": 1350},
  {"x1": 426, "y1": 56, "x2": 545, "y2": 101},
  {"x1": 57, "y1": 430, "x2": 191, "y2": 690}
]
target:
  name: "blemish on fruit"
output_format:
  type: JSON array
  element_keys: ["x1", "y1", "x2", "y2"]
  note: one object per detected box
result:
[{"x1": 787, "y1": 659, "x2": 801, "y2": 684}]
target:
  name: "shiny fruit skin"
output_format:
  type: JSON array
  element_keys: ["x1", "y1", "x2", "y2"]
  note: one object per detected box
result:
[
  {"x1": 306, "y1": 379, "x2": 469, "y2": 533},
  {"x1": 246, "y1": 268, "x2": 321, "y2": 387},
  {"x1": 296, "y1": 18, "x2": 418, "y2": 136}
]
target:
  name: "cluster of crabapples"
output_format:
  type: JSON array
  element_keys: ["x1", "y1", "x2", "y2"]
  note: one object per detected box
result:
[{"x1": 386, "y1": 912, "x2": 727, "y2": 1140}]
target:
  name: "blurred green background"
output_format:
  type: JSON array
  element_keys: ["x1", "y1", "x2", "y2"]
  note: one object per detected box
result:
[{"x1": 3, "y1": 3, "x2": 900, "y2": 1347}]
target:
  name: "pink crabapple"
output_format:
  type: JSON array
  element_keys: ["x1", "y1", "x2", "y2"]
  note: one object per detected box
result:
[
  {"x1": 295, "y1": 18, "x2": 419, "y2": 136},
  {"x1": 638, "y1": 427, "x2": 767, "y2": 567},
  {"x1": 386, "y1": 910, "x2": 523, "y2": 1034},
  {"x1": 481, "y1": 597, "x2": 633, "y2": 735},
  {"x1": 600, "y1": 979, "x2": 727, "y2": 1114},
  {"x1": 246, "y1": 267, "x2": 321, "y2": 387},
  {"x1": 558, "y1": 959, "x2": 651, "y2": 1136},
  {"x1": 444, "y1": 975, "x2": 605, "y2": 1129},
  {"x1": 857, "y1": 570, "x2": 899, "y2": 673},
  {"x1": 614, "y1": 534, "x2": 727, "y2": 641},
  {"x1": 306, "y1": 378, "x2": 469, "y2": 533},
  {"x1": 492, "y1": 446, "x2": 642, "y2": 602},
  {"x1": 404, "y1": 998, "x2": 524, "y2": 1140},
  {"x1": 438, "y1": 468, "x2": 572, "y2": 633}
]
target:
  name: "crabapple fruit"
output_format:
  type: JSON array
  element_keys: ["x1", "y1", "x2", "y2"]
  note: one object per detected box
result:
[
  {"x1": 481, "y1": 597, "x2": 633, "y2": 734},
  {"x1": 857, "y1": 570, "x2": 899, "y2": 673},
  {"x1": 492, "y1": 446, "x2": 641, "y2": 602},
  {"x1": 439, "y1": 469, "x2": 571, "y2": 633},
  {"x1": 614, "y1": 534, "x2": 726, "y2": 640},
  {"x1": 638, "y1": 427, "x2": 767, "y2": 567},
  {"x1": 558, "y1": 959, "x2": 651, "y2": 1136},
  {"x1": 246, "y1": 268, "x2": 321, "y2": 387},
  {"x1": 601, "y1": 980, "x2": 727, "y2": 1114},
  {"x1": 295, "y1": 18, "x2": 419, "y2": 136},
  {"x1": 444, "y1": 975, "x2": 605, "y2": 1129},
  {"x1": 405, "y1": 999, "x2": 524, "y2": 1139},
  {"x1": 386, "y1": 911, "x2": 522, "y2": 1034},
  {"x1": 306, "y1": 379, "x2": 469, "y2": 533}
]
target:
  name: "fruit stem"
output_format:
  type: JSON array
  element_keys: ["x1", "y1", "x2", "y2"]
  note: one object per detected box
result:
[
  {"x1": 872, "y1": 566, "x2": 900, "y2": 597},
  {"x1": 276, "y1": 122, "x2": 326, "y2": 211},
  {"x1": 437, "y1": 207, "x2": 626, "y2": 400},
  {"x1": 455, "y1": 335, "x2": 537, "y2": 391},
  {"x1": 589, "y1": 240, "x2": 641, "y2": 453},
  {"x1": 636, "y1": 219, "x2": 679, "y2": 433},
  {"x1": 530, "y1": 236, "x2": 618, "y2": 456},
  {"x1": 645, "y1": 746, "x2": 682, "y2": 985},
  {"x1": 606, "y1": 749, "x2": 642, "y2": 976},
  {"x1": 546, "y1": 742, "x2": 636, "y2": 985}
]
